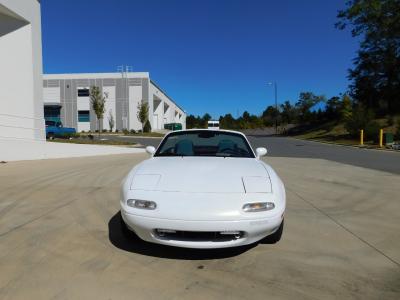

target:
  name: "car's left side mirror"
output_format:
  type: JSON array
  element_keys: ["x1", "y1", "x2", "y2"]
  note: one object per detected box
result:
[
  {"x1": 146, "y1": 146, "x2": 156, "y2": 156},
  {"x1": 255, "y1": 147, "x2": 267, "y2": 159}
]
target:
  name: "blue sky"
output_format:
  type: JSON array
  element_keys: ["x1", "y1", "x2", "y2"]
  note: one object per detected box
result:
[{"x1": 41, "y1": 0, "x2": 357, "y2": 118}]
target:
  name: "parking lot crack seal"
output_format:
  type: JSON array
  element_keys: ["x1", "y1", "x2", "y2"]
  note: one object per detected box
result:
[
  {"x1": 0, "y1": 187, "x2": 99, "y2": 238},
  {"x1": 288, "y1": 187, "x2": 400, "y2": 268}
]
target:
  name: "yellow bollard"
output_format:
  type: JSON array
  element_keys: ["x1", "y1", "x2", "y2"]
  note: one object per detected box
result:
[
  {"x1": 360, "y1": 129, "x2": 364, "y2": 146},
  {"x1": 379, "y1": 129, "x2": 383, "y2": 148}
]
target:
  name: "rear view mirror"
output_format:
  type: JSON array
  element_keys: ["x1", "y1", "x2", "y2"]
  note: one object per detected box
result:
[
  {"x1": 255, "y1": 147, "x2": 267, "y2": 159},
  {"x1": 146, "y1": 146, "x2": 156, "y2": 155},
  {"x1": 198, "y1": 131, "x2": 216, "y2": 138}
]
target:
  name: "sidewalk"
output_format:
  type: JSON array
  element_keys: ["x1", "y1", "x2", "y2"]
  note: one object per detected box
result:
[{"x1": 0, "y1": 138, "x2": 145, "y2": 162}]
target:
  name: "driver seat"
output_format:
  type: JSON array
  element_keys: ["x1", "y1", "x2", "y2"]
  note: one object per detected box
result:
[{"x1": 175, "y1": 140, "x2": 194, "y2": 156}]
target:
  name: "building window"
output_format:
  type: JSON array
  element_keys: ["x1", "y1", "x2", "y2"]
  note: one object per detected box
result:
[
  {"x1": 78, "y1": 88, "x2": 90, "y2": 97},
  {"x1": 78, "y1": 110, "x2": 90, "y2": 122},
  {"x1": 44, "y1": 105, "x2": 61, "y2": 123}
]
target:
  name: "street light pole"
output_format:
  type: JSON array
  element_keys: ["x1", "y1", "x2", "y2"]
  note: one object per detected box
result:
[{"x1": 267, "y1": 82, "x2": 278, "y2": 134}]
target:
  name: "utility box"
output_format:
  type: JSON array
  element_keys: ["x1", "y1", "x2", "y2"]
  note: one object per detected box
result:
[
  {"x1": 384, "y1": 133, "x2": 394, "y2": 145},
  {"x1": 164, "y1": 123, "x2": 182, "y2": 131}
]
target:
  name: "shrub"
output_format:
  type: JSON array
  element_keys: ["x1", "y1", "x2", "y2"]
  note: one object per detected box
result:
[
  {"x1": 102, "y1": 129, "x2": 107, "y2": 133},
  {"x1": 395, "y1": 119, "x2": 400, "y2": 141},
  {"x1": 130, "y1": 129, "x2": 136, "y2": 134},
  {"x1": 144, "y1": 120, "x2": 152, "y2": 132},
  {"x1": 122, "y1": 129, "x2": 129, "y2": 135},
  {"x1": 388, "y1": 116, "x2": 394, "y2": 126},
  {"x1": 115, "y1": 129, "x2": 119, "y2": 133},
  {"x1": 345, "y1": 106, "x2": 374, "y2": 137},
  {"x1": 62, "y1": 132, "x2": 80, "y2": 139},
  {"x1": 364, "y1": 121, "x2": 381, "y2": 142},
  {"x1": 81, "y1": 130, "x2": 85, "y2": 133}
]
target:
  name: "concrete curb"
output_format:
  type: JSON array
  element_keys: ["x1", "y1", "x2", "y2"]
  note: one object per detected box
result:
[{"x1": 290, "y1": 136, "x2": 400, "y2": 154}]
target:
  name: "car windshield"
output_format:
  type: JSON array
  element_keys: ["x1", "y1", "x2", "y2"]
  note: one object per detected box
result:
[{"x1": 155, "y1": 130, "x2": 255, "y2": 158}]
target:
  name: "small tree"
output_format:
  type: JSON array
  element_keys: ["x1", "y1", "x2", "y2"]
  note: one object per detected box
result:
[
  {"x1": 143, "y1": 119, "x2": 152, "y2": 133},
  {"x1": 108, "y1": 110, "x2": 115, "y2": 132},
  {"x1": 90, "y1": 86, "x2": 107, "y2": 138},
  {"x1": 340, "y1": 94, "x2": 353, "y2": 121},
  {"x1": 137, "y1": 101, "x2": 149, "y2": 132}
]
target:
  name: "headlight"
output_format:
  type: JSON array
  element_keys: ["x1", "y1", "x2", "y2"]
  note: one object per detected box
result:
[
  {"x1": 242, "y1": 202, "x2": 275, "y2": 212},
  {"x1": 127, "y1": 199, "x2": 157, "y2": 210}
]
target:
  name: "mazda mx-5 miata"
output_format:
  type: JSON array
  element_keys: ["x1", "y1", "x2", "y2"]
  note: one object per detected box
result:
[{"x1": 120, "y1": 129, "x2": 286, "y2": 249}]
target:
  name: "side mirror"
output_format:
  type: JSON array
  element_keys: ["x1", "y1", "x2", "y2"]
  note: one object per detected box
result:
[
  {"x1": 146, "y1": 146, "x2": 156, "y2": 156},
  {"x1": 255, "y1": 147, "x2": 267, "y2": 159}
]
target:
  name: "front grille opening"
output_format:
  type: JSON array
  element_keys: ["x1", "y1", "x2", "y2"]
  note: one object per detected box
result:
[{"x1": 154, "y1": 229, "x2": 245, "y2": 242}]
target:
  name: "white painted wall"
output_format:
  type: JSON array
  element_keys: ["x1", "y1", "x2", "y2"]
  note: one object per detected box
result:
[
  {"x1": 149, "y1": 81, "x2": 186, "y2": 131},
  {"x1": 103, "y1": 86, "x2": 116, "y2": 131},
  {"x1": 128, "y1": 86, "x2": 142, "y2": 130},
  {"x1": 77, "y1": 122, "x2": 90, "y2": 132},
  {"x1": 169, "y1": 104, "x2": 177, "y2": 124},
  {"x1": 153, "y1": 98, "x2": 163, "y2": 130},
  {"x1": 181, "y1": 114, "x2": 187, "y2": 130},
  {"x1": 43, "y1": 87, "x2": 61, "y2": 103},
  {"x1": 0, "y1": 0, "x2": 44, "y2": 161}
]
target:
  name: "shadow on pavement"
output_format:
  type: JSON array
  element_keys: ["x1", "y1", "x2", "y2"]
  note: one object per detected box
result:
[{"x1": 108, "y1": 211, "x2": 256, "y2": 260}]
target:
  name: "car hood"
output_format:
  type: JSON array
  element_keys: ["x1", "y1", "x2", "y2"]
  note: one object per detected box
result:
[{"x1": 130, "y1": 157, "x2": 271, "y2": 193}]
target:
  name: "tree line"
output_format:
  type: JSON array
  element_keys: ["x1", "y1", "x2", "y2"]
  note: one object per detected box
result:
[
  {"x1": 187, "y1": 92, "x2": 353, "y2": 131},
  {"x1": 336, "y1": 0, "x2": 400, "y2": 116},
  {"x1": 188, "y1": 0, "x2": 400, "y2": 140}
]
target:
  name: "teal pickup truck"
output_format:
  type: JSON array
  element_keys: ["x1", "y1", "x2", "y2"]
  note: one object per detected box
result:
[{"x1": 45, "y1": 120, "x2": 76, "y2": 139}]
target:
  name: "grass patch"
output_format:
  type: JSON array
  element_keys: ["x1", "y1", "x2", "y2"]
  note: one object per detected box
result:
[
  {"x1": 80, "y1": 132, "x2": 165, "y2": 138},
  {"x1": 290, "y1": 122, "x2": 361, "y2": 146},
  {"x1": 49, "y1": 138, "x2": 137, "y2": 146},
  {"x1": 123, "y1": 132, "x2": 165, "y2": 137},
  {"x1": 289, "y1": 120, "x2": 399, "y2": 148}
]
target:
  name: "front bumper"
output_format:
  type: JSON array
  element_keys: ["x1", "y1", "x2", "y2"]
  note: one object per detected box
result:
[{"x1": 121, "y1": 209, "x2": 283, "y2": 249}]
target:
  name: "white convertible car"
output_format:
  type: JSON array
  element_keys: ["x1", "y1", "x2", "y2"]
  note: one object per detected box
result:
[{"x1": 120, "y1": 129, "x2": 286, "y2": 249}]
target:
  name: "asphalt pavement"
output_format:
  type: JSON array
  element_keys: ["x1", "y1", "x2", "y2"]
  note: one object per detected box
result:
[
  {"x1": 248, "y1": 136, "x2": 400, "y2": 175},
  {"x1": 0, "y1": 153, "x2": 399, "y2": 299},
  {"x1": 107, "y1": 134, "x2": 400, "y2": 174}
]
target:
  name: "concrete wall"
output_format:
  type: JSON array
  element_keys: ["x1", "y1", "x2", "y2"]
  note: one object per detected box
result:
[
  {"x1": 103, "y1": 86, "x2": 116, "y2": 131},
  {"x1": 0, "y1": 0, "x2": 44, "y2": 161},
  {"x1": 0, "y1": 0, "x2": 44, "y2": 141},
  {"x1": 43, "y1": 73, "x2": 186, "y2": 132},
  {"x1": 149, "y1": 81, "x2": 186, "y2": 130},
  {"x1": 43, "y1": 76, "x2": 143, "y2": 132},
  {"x1": 128, "y1": 85, "x2": 142, "y2": 130}
]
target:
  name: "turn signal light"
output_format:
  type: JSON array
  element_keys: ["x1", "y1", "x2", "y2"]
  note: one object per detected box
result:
[
  {"x1": 242, "y1": 202, "x2": 274, "y2": 212},
  {"x1": 127, "y1": 199, "x2": 157, "y2": 210}
]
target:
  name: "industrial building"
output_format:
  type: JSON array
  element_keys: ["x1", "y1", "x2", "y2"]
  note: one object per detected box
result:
[
  {"x1": 43, "y1": 72, "x2": 186, "y2": 132},
  {"x1": 0, "y1": 0, "x2": 44, "y2": 146}
]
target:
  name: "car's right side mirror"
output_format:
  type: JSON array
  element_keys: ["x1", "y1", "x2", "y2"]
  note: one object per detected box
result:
[
  {"x1": 146, "y1": 146, "x2": 156, "y2": 156},
  {"x1": 255, "y1": 147, "x2": 267, "y2": 159}
]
